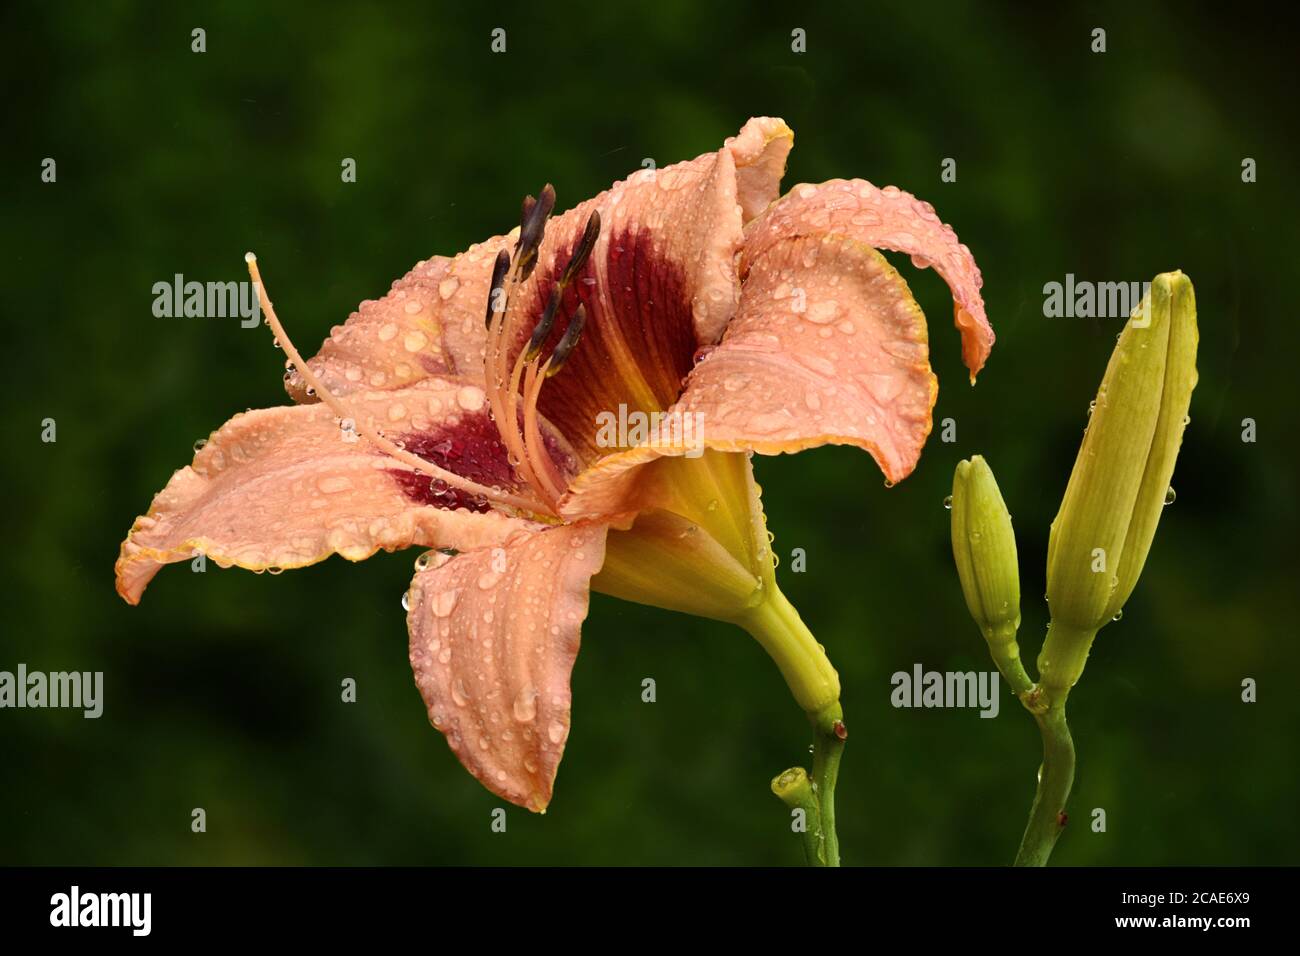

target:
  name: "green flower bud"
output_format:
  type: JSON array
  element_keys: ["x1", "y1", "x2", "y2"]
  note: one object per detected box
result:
[
  {"x1": 951, "y1": 456, "x2": 1031, "y2": 693},
  {"x1": 951, "y1": 456, "x2": 1021, "y2": 639},
  {"x1": 1041, "y1": 271, "x2": 1198, "y2": 695}
]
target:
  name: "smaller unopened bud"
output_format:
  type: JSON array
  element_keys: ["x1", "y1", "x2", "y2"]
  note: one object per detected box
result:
[{"x1": 950, "y1": 456, "x2": 1026, "y2": 689}]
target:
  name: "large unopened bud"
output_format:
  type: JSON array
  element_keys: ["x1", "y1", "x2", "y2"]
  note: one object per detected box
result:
[{"x1": 1040, "y1": 271, "x2": 1199, "y2": 696}]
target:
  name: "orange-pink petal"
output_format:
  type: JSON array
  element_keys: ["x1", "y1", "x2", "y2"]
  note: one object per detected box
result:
[
  {"x1": 679, "y1": 235, "x2": 936, "y2": 483},
  {"x1": 115, "y1": 379, "x2": 553, "y2": 605},
  {"x1": 407, "y1": 522, "x2": 608, "y2": 812},
  {"x1": 558, "y1": 236, "x2": 938, "y2": 516},
  {"x1": 484, "y1": 138, "x2": 754, "y2": 465},
  {"x1": 742, "y1": 179, "x2": 993, "y2": 380},
  {"x1": 286, "y1": 118, "x2": 796, "y2": 455},
  {"x1": 285, "y1": 240, "x2": 510, "y2": 402},
  {"x1": 725, "y1": 116, "x2": 794, "y2": 223}
]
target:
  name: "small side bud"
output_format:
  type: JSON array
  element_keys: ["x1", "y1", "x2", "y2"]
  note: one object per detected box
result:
[
  {"x1": 951, "y1": 456, "x2": 1021, "y2": 639},
  {"x1": 950, "y1": 456, "x2": 1027, "y2": 691}
]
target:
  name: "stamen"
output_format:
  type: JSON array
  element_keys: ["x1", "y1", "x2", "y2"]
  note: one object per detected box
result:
[
  {"x1": 546, "y1": 303, "x2": 587, "y2": 378},
  {"x1": 483, "y1": 254, "x2": 545, "y2": 503},
  {"x1": 526, "y1": 210, "x2": 601, "y2": 361},
  {"x1": 562, "y1": 210, "x2": 601, "y2": 285},
  {"x1": 525, "y1": 287, "x2": 563, "y2": 362},
  {"x1": 485, "y1": 248, "x2": 511, "y2": 329},
  {"x1": 481, "y1": 193, "x2": 598, "y2": 511},
  {"x1": 521, "y1": 358, "x2": 566, "y2": 502},
  {"x1": 515, "y1": 183, "x2": 556, "y2": 281},
  {"x1": 244, "y1": 252, "x2": 546, "y2": 515}
]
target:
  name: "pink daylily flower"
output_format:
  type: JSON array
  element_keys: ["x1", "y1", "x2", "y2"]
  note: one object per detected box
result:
[{"x1": 116, "y1": 117, "x2": 992, "y2": 813}]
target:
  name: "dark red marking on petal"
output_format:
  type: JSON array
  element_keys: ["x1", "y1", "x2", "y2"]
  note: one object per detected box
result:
[
  {"x1": 387, "y1": 413, "x2": 517, "y2": 512},
  {"x1": 387, "y1": 410, "x2": 574, "y2": 511},
  {"x1": 521, "y1": 225, "x2": 697, "y2": 462}
]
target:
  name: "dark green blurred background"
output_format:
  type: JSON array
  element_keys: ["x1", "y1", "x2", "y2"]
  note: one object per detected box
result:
[{"x1": 3, "y1": 1, "x2": 1297, "y2": 865}]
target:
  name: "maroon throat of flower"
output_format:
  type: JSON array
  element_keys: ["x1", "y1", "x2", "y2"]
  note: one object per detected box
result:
[{"x1": 245, "y1": 184, "x2": 600, "y2": 521}]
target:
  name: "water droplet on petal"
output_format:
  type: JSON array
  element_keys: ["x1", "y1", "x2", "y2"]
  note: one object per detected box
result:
[
  {"x1": 513, "y1": 685, "x2": 539, "y2": 723},
  {"x1": 317, "y1": 475, "x2": 352, "y2": 494},
  {"x1": 193, "y1": 439, "x2": 208, "y2": 453},
  {"x1": 457, "y1": 385, "x2": 486, "y2": 411},
  {"x1": 432, "y1": 588, "x2": 459, "y2": 616},
  {"x1": 1164, "y1": 486, "x2": 1176, "y2": 506},
  {"x1": 1112, "y1": 608, "x2": 1124, "y2": 621},
  {"x1": 943, "y1": 495, "x2": 953, "y2": 510},
  {"x1": 547, "y1": 720, "x2": 566, "y2": 744}
]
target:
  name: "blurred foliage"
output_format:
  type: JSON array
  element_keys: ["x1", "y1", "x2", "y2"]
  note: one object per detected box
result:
[{"x1": 1, "y1": 1, "x2": 1297, "y2": 865}]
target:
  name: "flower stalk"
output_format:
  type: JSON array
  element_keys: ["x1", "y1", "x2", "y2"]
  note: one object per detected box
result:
[{"x1": 949, "y1": 270, "x2": 1199, "y2": 867}]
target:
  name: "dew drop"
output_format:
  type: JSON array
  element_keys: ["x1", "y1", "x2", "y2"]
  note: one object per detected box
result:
[
  {"x1": 317, "y1": 475, "x2": 352, "y2": 494},
  {"x1": 457, "y1": 385, "x2": 486, "y2": 411},
  {"x1": 1164, "y1": 486, "x2": 1176, "y2": 506},
  {"x1": 943, "y1": 495, "x2": 953, "y2": 510},
  {"x1": 401, "y1": 590, "x2": 411, "y2": 612},
  {"x1": 1112, "y1": 608, "x2": 1124, "y2": 622},
  {"x1": 513, "y1": 685, "x2": 539, "y2": 723},
  {"x1": 193, "y1": 439, "x2": 208, "y2": 453},
  {"x1": 452, "y1": 679, "x2": 469, "y2": 707},
  {"x1": 432, "y1": 588, "x2": 459, "y2": 617}
]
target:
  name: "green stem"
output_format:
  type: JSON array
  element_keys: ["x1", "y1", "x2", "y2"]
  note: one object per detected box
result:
[
  {"x1": 771, "y1": 768, "x2": 822, "y2": 866},
  {"x1": 1013, "y1": 699, "x2": 1075, "y2": 866},
  {"x1": 810, "y1": 702, "x2": 846, "y2": 866},
  {"x1": 737, "y1": 589, "x2": 845, "y2": 866},
  {"x1": 984, "y1": 622, "x2": 1035, "y2": 697}
]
